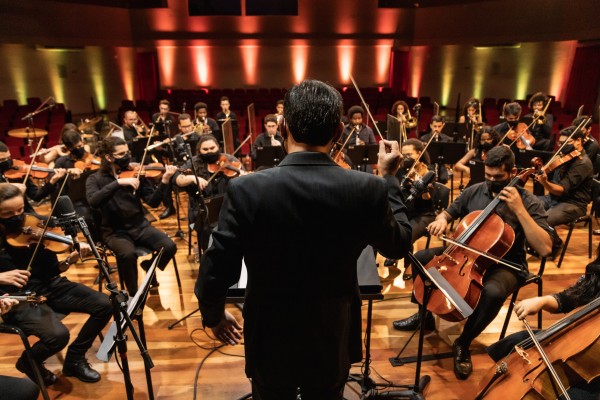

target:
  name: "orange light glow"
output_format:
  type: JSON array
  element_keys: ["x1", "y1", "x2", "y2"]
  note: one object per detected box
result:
[
  {"x1": 240, "y1": 43, "x2": 259, "y2": 85},
  {"x1": 375, "y1": 44, "x2": 392, "y2": 84},
  {"x1": 157, "y1": 43, "x2": 176, "y2": 88},
  {"x1": 549, "y1": 41, "x2": 577, "y2": 103},
  {"x1": 338, "y1": 45, "x2": 355, "y2": 83},
  {"x1": 409, "y1": 46, "x2": 427, "y2": 98},
  {"x1": 192, "y1": 46, "x2": 211, "y2": 86},
  {"x1": 114, "y1": 47, "x2": 135, "y2": 101},
  {"x1": 291, "y1": 43, "x2": 308, "y2": 83}
]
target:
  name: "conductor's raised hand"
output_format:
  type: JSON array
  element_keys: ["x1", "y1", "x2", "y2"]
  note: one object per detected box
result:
[
  {"x1": 377, "y1": 139, "x2": 402, "y2": 176},
  {"x1": 211, "y1": 310, "x2": 243, "y2": 346}
]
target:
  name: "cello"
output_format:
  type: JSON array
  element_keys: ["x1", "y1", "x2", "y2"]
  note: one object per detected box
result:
[
  {"x1": 476, "y1": 296, "x2": 600, "y2": 399},
  {"x1": 413, "y1": 166, "x2": 538, "y2": 321}
]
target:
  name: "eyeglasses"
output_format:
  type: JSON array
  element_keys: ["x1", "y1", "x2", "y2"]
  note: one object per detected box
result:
[{"x1": 112, "y1": 150, "x2": 131, "y2": 159}]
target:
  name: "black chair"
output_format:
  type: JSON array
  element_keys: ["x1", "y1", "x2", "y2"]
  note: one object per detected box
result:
[
  {"x1": 499, "y1": 257, "x2": 546, "y2": 340},
  {"x1": 0, "y1": 323, "x2": 50, "y2": 400}
]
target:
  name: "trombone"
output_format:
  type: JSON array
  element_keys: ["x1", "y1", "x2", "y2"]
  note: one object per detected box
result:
[{"x1": 405, "y1": 107, "x2": 418, "y2": 129}]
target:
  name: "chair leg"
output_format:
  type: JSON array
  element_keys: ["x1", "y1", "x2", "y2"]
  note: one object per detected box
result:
[
  {"x1": 557, "y1": 224, "x2": 575, "y2": 269},
  {"x1": 10, "y1": 327, "x2": 50, "y2": 400},
  {"x1": 172, "y1": 257, "x2": 182, "y2": 289},
  {"x1": 500, "y1": 289, "x2": 520, "y2": 340},
  {"x1": 589, "y1": 217, "x2": 593, "y2": 258}
]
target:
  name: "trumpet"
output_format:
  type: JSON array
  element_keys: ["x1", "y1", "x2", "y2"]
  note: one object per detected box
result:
[{"x1": 534, "y1": 98, "x2": 552, "y2": 125}]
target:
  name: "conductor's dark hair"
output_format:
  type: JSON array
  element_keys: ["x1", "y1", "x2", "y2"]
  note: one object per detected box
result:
[
  {"x1": 503, "y1": 102, "x2": 522, "y2": 117},
  {"x1": 283, "y1": 80, "x2": 343, "y2": 147},
  {"x1": 485, "y1": 145, "x2": 515, "y2": 172}
]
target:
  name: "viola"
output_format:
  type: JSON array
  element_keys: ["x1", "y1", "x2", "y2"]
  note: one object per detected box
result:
[
  {"x1": 413, "y1": 167, "x2": 538, "y2": 321},
  {"x1": 74, "y1": 153, "x2": 101, "y2": 171},
  {"x1": 119, "y1": 162, "x2": 166, "y2": 179},
  {"x1": 506, "y1": 122, "x2": 536, "y2": 150},
  {"x1": 476, "y1": 296, "x2": 600, "y2": 399},
  {"x1": 6, "y1": 214, "x2": 73, "y2": 254},
  {"x1": 538, "y1": 149, "x2": 582, "y2": 175},
  {"x1": 3, "y1": 159, "x2": 54, "y2": 180},
  {"x1": 207, "y1": 155, "x2": 242, "y2": 178}
]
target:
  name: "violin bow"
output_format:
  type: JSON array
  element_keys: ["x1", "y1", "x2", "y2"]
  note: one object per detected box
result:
[
  {"x1": 232, "y1": 134, "x2": 253, "y2": 157},
  {"x1": 349, "y1": 75, "x2": 385, "y2": 141},
  {"x1": 520, "y1": 318, "x2": 572, "y2": 400},
  {"x1": 21, "y1": 136, "x2": 46, "y2": 185},
  {"x1": 331, "y1": 126, "x2": 356, "y2": 160},
  {"x1": 133, "y1": 124, "x2": 157, "y2": 195},
  {"x1": 541, "y1": 117, "x2": 590, "y2": 173},
  {"x1": 401, "y1": 130, "x2": 437, "y2": 185},
  {"x1": 438, "y1": 235, "x2": 525, "y2": 273},
  {"x1": 25, "y1": 171, "x2": 72, "y2": 272}
]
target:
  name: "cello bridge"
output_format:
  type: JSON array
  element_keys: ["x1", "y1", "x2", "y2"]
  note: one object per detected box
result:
[{"x1": 515, "y1": 345, "x2": 531, "y2": 364}]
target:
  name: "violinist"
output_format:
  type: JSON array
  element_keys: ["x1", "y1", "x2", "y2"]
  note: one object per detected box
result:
[
  {"x1": 535, "y1": 127, "x2": 593, "y2": 259},
  {"x1": 151, "y1": 99, "x2": 176, "y2": 136},
  {"x1": 85, "y1": 136, "x2": 178, "y2": 295},
  {"x1": 194, "y1": 102, "x2": 222, "y2": 145},
  {"x1": 486, "y1": 243, "x2": 600, "y2": 398},
  {"x1": 525, "y1": 92, "x2": 554, "y2": 151},
  {"x1": 174, "y1": 134, "x2": 243, "y2": 252},
  {"x1": 454, "y1": 126, "x2": 501, "y2": 176},
  {"x1": 250, "y1": 114, "x2": 286, "y2": 169},
  {"x1": 393, "y1": 146, "x2": 552, "y2": 380},
  {"x1": 35, "y1": 123, "x2": 75, "y2": 165},
  {"x1": 572, "y1": 115, "x2": 598, "y2": 173},
  {"x1": 121, "y1": 110, "x2": 147, "y2": 142},
  {"x1": 494, "y1": 102, "x2": 521, "y2": 144},
  {"x1": 0, "y1": 183, "x2": 112, "y2": 385}
]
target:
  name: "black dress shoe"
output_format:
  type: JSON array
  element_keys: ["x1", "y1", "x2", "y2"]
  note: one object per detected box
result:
[
  {"x1": 141, "y1": 260, "x2": 159, "y2": 288},
  {"x1": 159, "y1": 207, "x2": 175, "y2": 219},
  {"x1": 452, "y1": 341, "x2": 472, "y2": 380},
  {"x1": 392, "y1": 311, "x2": 435, "y2": 331},
  {"x1": 16, "y1": 357, "x2": 58, "y2": 387},
  {"x1": 63, "y1": 359, "x2": 101, "y2": 383}
]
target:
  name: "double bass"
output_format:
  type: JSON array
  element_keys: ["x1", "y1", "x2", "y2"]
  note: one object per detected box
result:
[{"x1": 413, "y1": 167, "x2": 537, "y2": 321}]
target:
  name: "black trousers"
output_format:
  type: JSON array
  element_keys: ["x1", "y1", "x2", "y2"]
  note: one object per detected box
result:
[
  {"x1": 0, "y1": 375, "x2": 39, "y2": 400},
  {"x1": 3, "y1": 276, "x2": 112, "y2": 363},
  {"x1": 104, "y1": 225, "x2": 177, "y2": 295},
  {"x1": 414, "y1": 247, "x2": 520, "y2": 346}
]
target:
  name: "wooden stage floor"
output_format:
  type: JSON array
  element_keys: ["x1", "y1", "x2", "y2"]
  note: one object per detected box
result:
[{"x1": 0, "y1": 187, "x2": 594, "y2": 399}]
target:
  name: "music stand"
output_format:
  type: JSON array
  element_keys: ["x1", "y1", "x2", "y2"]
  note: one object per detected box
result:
[
  {"x1": 255, "y1": 146, "x2": 286, "y2": 169},
  {"x1": 467, "y1": 159, "x2": 486, "y2": 188},
  {"x1": 129, "y1": 138, "x2": 148, "y2": 163},
  {"x1": 441, "y1": 122, "x2": 460, "y2": 142},
  {"x1": 455, "y1": 123, "x2": 471, "y2": 143},
  {"x1": 387, "y1": 115, "x2": 401, "y2": 142},
  {"x1": 346, "y1": 144, "x2": 379, "y2": 166},
  {"x1": 428, "y1": 141, "x2": 468, "y2": 201},
  {"x1": 222, "y1": 119, "x2": 235, "y2": 155},
  {"x1": 515, "y1": 149, "x2": 553, "y2": 169}
]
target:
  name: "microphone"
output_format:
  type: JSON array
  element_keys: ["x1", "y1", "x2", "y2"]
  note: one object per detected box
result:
[
  {"x1": 54, "y1": 195, "x2": 80, "y2": 239},
  {"x1": 406, "y1": 171, "x2": 435, "y2": 202},
  {"x1": 413, "y1": 103, "x2": 422, "y2": 111}
]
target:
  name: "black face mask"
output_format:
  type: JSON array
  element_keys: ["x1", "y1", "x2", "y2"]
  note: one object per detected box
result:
[
  {"x1": 402, "y1": 157, "x2": 415, "y2": 169},
  {"x1": 480, "y1": 142, "x2": 495, "y2": 152},
  {"x1": 0, "y1": 158, "x2": 13, "y2": 172},
  {"x1": 486, "y1": 178, "x2": 511, "y2": 194},
  {"x1": 0, "y1": 214, "x2": 24, "y2": 234},
  {"x1": 199, "y1": 152, "x2": 220, "y2": 164},
  {"x1": 71, "y1": 147, "x2": 86, "y2": 159},
  {"x1": 113, "y1": 155, "x2": 131, "y2": 170},
  {"x1": 561, "y1": 144, "x2": 575, "y2": 154}
]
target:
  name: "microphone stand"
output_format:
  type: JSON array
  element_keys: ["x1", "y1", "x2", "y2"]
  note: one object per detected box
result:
[
  {"x1": 55, "y1": 207, "x2": 155, "y2": 400},
  {"x1": 164, "y1": 121, "x2": 186, "y2": 241},
  {"x1": 22, "y1": 96, "x2": 55, "y2": 156}
]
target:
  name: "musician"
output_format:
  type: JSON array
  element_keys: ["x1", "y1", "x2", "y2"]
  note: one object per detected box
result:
[
  {"x1": 454, "y1": 126, "x2": 501, "y2": 176},
  {"x1": 195, "y1": 79, "x2": 412, "y2": 399},
  {"x1": 525, "y1": 92, "x2": 554, "y2": 151},
  {"x1": 250, "y1": 114, "x2": 285, "y2": 164},
  {"x1": 193, "y1": 102, "x2": 221, "y2": 144},
  {"x1": 457, "y1": 98, "x2": 480, "y2": 125},
  {"x1": 35, "y1": 123, "x2": 75, "y2": 165},
  {"x1": 572, "y1": 115, "x2": 598, "y2": 173},
  {"x1": 151, "y1": 99, "x2": 176, "y2": 136},
  {"x1": 392, "y1": 100, "x2": 410, "y2": 121},
  {"x1": 0, "y1": 141, "x2": 72, "y2": 215},
  {"x1": 0, "y1": 296, "x2": 40, "y2": 400},
  {"x1": 86, "y1": 137, "x2": 178, "y2": 294},
  {"x1": 275, "y1": 99, "x2": 284, "y2": 124},
  {"x1": 419, "y1": 115, "x2": 452, "y2": 143},
  {"x1": 215, "y1": 96, "x2": 237, "y2": 121},
  {"x1": 393, "y1": 145, "x2": 552, "y2": 380},
  {"x1": 493, "y1": 102, "x2": 521, "y2": 140},
  {"x1": 535, "y1": 127, "x2": 593, "y2": 259},
  {"x1": 174, "y1": 134, "x2": 243, "y2": 251},
  {"x1": 121, "y1": 110, "x2": 147, "y2": 142},
  {"x1": 0, "y1": 183, "x2": 112, "y2": 385}
]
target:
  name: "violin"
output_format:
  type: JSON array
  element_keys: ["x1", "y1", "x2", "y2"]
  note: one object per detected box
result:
[
  {"x1": 74, "y1": 153, "x2": 101, "y2": 171},
  {"x1": 118, "y1": 162, "x2": 167, "y2": 179},
  {"x1": 413, "y1": 167, "x2": 538, "y2": 321},
  {"x1": 476, "y1": 296, "x2": 600, "y2": 400},
  {"x1": 402, "y1": 161, "x2": 433, "y2": 200},
  {"x1": 207, "y1": 155, "x2": 242, "y2": 178},
  {"x1": 2, "y1": 293, "x2": 47, "y2": 304},
  {"x1": 507, "y1": 122, "x2": 536, "y2": 150},
  {"x1": 6, "y1": 214, "x2": 73, "y2": 254},
  {"x1": 3, "y1": 159, "x2": 54, "y2": 180}
]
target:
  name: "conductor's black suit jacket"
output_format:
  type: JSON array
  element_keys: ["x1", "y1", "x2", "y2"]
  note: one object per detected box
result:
[{"x1": 196, "y1": 151, "x2": 412, "y2": 382}]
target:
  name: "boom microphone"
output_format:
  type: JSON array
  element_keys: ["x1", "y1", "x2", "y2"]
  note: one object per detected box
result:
[
  {"x1": 406, "y1": 171, "x2": 435, "y2": 202},
  {"x1": 54, "y1": 195, "x2": 80, "y2": 239},
  {"x1": 413, "y1": 103, "x2": 422, "y2": 111}
]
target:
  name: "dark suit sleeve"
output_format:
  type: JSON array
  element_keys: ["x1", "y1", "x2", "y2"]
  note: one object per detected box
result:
[
  {"x1": 370, "y1": 174, "x2": 412, "y2": 259},
  {"x1": 195, "y1": 183, "x2": 244, "y2": 327}
]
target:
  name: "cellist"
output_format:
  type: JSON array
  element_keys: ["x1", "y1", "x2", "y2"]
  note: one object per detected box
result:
[{"x1": 394, "y1": 145, "x2": 552, "y2": 380}]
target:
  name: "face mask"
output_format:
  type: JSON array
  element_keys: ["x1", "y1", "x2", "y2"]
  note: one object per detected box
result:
[
  {"x1": 561, "y1": 144, "x2": 575, "y2": 154},
  {"x1": 113, "y1": 155, "x2": 131, "y2": 170},
  {"x1": 71, "y1": 147, "x2": 86, "y2": 159},
  {"x1": 0, "y1": 158, "x2": 13, "y2": 172},
  {"x1": 199, "y1": 152, "x2": 220, "y2": 164},
  {"x1": 402, "y1": 157, "x2": 415, "y2": 169},
  {"x1": 0, "y1": 214, "x2": 24, "y2": 233},
  {"x1": 480, "y1": 142, "x2": 494, "y2": 152},
  {"x1": 486, "y1": 178, "x2": 511, "y2": 194}
]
